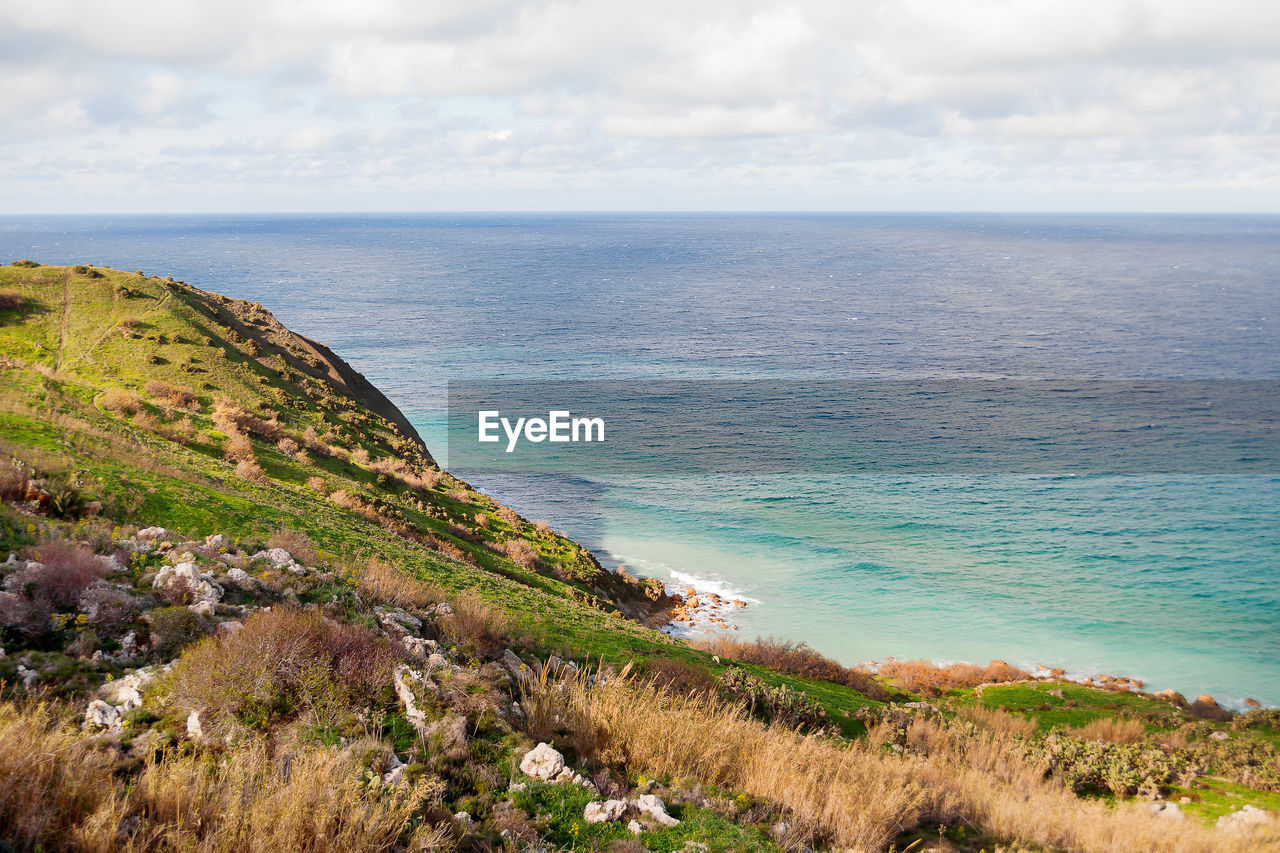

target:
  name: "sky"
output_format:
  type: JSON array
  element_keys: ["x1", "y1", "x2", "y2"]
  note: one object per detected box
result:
[{"x1": 1, "y1": 0, "x2": 1278, "y2": 213}]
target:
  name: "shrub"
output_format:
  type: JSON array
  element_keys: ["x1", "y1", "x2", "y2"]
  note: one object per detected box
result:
[
  {"x1": 212, "y1": 400, "x2": 282, "y2": 442},
  {"x1": 0, "y1": 289, "x2": 25, "y2": 312},
  {"x1": 234, "y1": 459, "x2": 267, "y2": 484},
  {"x1": 500, "y1": 539, "x2": 541, "y2": 570},
  {"x1": 100, "y1": 387, "x2": 142, "y2": 416},
  {"x1": 877, "y1": 658, "x2": 1032, "y2": 697},
  {"x1": 146, "y1": 605, "x2": 209, "y2": 658},
  {"x1": 698, "y1": 636, "x2": 892, "y2": 701},
  {"x1": 306, "y1": 476, "x2": 329, "y2": 495},
  {"x1": 168, "y1": 608, "x2": 398, "y2": 732},
  {"x1": 641, "y1": 657, "x2": 718, "y2": 697},
  {"x1": 19, "y1": 540, "x2": 110, "y2": 608},
  {"x1": 8, "y1": 258, "x2": 39, "y2": 267},
  {"x1": 144, "y1": 380, "x2": 201, "y2": 411}
]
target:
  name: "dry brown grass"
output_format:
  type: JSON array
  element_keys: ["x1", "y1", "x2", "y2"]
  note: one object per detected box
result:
[
  {"x1": 1070, "y1": 716, "x2": 1148, "y2": 744},
  {"x1": 0, "y1": 700, "x2": 443, "y2": 852},
  {"x1": 99, "y1": 387, "x2": 141, "y2": 416},
  {"x1": 267, "y1": 528, "x2": 320, "y2": 565},
  {"x1": 358, "y1": 558, "x2": 445, "y2": 610},
  {"x1": 955, "y1": 704, "x2": 1037, "y2": 740},
  {"x1": 877, "y1": 658, "x2": 1032, "y2": 697},
  {"x1": 698, "y1": 636, "x2": 893, "y2": 701},
  {"x1": 212, "y1": 400, "x2": 282, "y2": 442},
  {"x1": 522, "y1": 669, "x2": 1272, "y2": 853},
  {"x1": 143, "y1": 380, "x2": 201, "y2": 411},
  {"x1": 0, "y1": 288, "x2": 27, "y2": 311},
  {"x1": 499, "y1": 539, "x2": 541, "y2": 570},
  {"x1": 439, "y1": 589, "x2": 512, "y2": 658},
  {"x1": 305, "y1": 475, "x2": 329, "y2": 495}
]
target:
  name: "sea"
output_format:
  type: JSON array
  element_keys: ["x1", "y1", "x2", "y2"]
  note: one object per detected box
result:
[{"x1": 2, "y1": 213, "x2": 1277, "y2": 706}]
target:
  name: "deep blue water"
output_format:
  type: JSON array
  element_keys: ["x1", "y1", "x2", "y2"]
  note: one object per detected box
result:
[{"x1": 2, "y1": 213, "x2": 1277, "y2": 704}]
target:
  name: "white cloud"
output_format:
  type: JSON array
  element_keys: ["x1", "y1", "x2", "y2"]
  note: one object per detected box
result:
[{"x1": 0, "y1": 0, "x2": 1277, "y2": 210}]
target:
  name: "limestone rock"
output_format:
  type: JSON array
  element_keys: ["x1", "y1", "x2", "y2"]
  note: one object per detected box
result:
[
  {"x1": 1210, "y1": 730, "x2": 1230, "y2": 741},
  {"x1": 85, "y1": 699, "x2": 121, "y2": 729},
  {"x1": 628, "y1": 820, "x2": 643, "y2": 836},
  {"x1": 218, "y1": 620, "x2": 243, "y2": 633},
  {"x1": 519, "y1": 742, "x2": 565, "y2": 781},
  {"x1": 224, "y1": 567, "x2": 254, "y2": 588},
  {"x1": 634, "y1": 793, "x2": 680, "y2": 827},
  {"x1": 153, "y1": 562, "x2": 222, "y2": 605},
  {"x1": 136, "y1": 527, "x2": 172, "y2": 541},
  {"x1": 264, "y1": 548, "x2": 293, "y2": 568},
  {"x1": 502, "y1": 648, "x2": 528, "y2": 679},
  {"x1": 1153, "y1": 689, "x2": 1187, "y2": 707},
  {"x1": 393, "y1": 665, "x2": 428, "y2": 730},
  {"x1": 186, "y1": 710, "x2": 204, "y2": 739},
  {"x1": 205, "y1": 533, "x2": 232, "y2": 549},
  {"x1": 189, "y1": 600, "x2": 216, "y2": 617},
  {"x1": 584, "y1": 799, "x2": 628, "y2": 823},
  {"x1": 98, "y1": 668, "x2": 155, "y2": 712},
  {"x1": 1217, "y1": 805, "x2": 1277, "y2": 832}
]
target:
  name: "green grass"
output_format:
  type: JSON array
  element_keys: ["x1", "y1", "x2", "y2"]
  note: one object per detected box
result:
[
  {"x1": 972, "y1": 681, "x2": 1180, "y2": 731},
  {"x1": 1168, "y1": 779, "x2": 1280, "y2": 825}
]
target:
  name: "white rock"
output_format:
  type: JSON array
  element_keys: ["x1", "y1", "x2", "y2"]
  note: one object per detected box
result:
[
  {"x1": 584, "y1": 799, "x2": 628, "y2": 823},
  {"x1": 434, "y1": 602, "x2": 453, "y2": 616},
  {"x1": 154, "y1": 562, "x2": 222, "y2": 604},
  {"x1": 403, "y1": 636, "x2": 432, "y2": 658},
  {"x1": 509, "y1": 782, "x2": 527, "y2": 792},
  {"x1": 1210, "y1": 730, "x2": 1230, "y2": 741},
  {"x1": 16, "y1": 664, "x2": 38, "y2": 690},
  {"x1": 186, "y1": 710, "x2": 204, "y2": 739},
  {"x1": 205, "y1": 533, "x2": 231, "y2": 549},
  {"x1": 553, "y1": 767, "x2": 575, "y2": 783},
  {"x1": 217, "y1": 620, "x2": 243, "y2": 633},
  {"x1": 225, "y1": 567, "x2": 253, "y2": 588},
  {"x1": 189, "y1": 600, "x2": 215, "y2": 617},
  {"x1": 265, "y1": 548, "x2": 293, "y2": 568},
  {"x1": 85, "y1": 699, "x2": 121, "y2": 728},
  {"x1": 453, "y1": 811, "x2": 472, "y2": 824},
  {"x1": 628, "y1": 820, "x2": 643, "y2": 836},
  {"x1": 634, "y1": 793, "x2": 680, "y2": 827},
  {"x1": 1217, "y1": 805, "x2": 1277, "y2": 832},
  {"x1": 136, "y1": 527, "x2": 171, "y2": 541},
  {"x1": 426, "y1": 652, "x2": 449, "y2": 670},
  {"x1": 519, "y1": 743, "x2": 566, "y2": 781},
  {"x1": 393, "y1": 665, "x2": 428, "y2": 730},
  {"x1": 382, "y1": 753, "x2": 408, "y2": 787},
  {"x1": 98, "y1": 668, "x2": 155, "y2": 711},
  {"x1": 286, "y1": 562, "x2": 308, "y2": 576},
  {"x1": 1148, "y1": 802, "x2": 1183, "y2": 820}
]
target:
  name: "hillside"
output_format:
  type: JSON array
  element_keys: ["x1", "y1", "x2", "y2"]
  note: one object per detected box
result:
[{"x1": 1, "y1": 261, "x2": 1278, "y2": 852}]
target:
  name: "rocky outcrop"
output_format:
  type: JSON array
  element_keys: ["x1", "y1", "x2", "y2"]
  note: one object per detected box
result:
[
  {"x1": 584, "y1": 799, "x2": 628, "y2": 823},
  {"x1": 634, "y1": 793, "x2": 680, "y2": 827}
]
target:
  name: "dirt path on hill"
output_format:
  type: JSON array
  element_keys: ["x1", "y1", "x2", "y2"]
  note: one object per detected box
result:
[{"x1": 55, "y1": 270, "x2": 70, "y2": 372}]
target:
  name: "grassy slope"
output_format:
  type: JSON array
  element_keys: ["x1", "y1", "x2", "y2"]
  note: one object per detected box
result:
[{"x1": 0, "y1": 262, "x2": 878, "y2": 724}]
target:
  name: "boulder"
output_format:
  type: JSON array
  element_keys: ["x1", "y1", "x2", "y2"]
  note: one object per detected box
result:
[
  {"x1": 1153, "y1": 689, "x2": 1187, "y2": 708},
  {"x1": 264, "y1": 548, "x2": 293, "y2": 568},
  {"x1": 1148, "y1": 802, "x2": 1183, "y2": 821},
  {"x1": 393, "y1": 665, "x2": 429, "y2": 730},
  {"x1": 382, "y1": 753, "x2": 408, "y2": 787},
  {"x1": 205, "y1": 533, "x2": 232, "y2": 550},
  {"x1": 1245, "y1": 698, "x2": 1262, "y2": 708},
  {"x1": 224, "y1": 567, "x2": 254, "y2": 588},
  {"x1": 634, "y1": 793, "x2": 680, "y2": 827},
  {"x1": 502, "y1": 648, "x2": 528, "y2": 679},
  {"x1": 217, "y1": 620, "x2": 243, "y2": 634},
  {"x1": 85, "y1": 699, "x2": 121, "y2": 729},
  {"x1": 189, "y1": 600, "x2": 216, "y2": 617},
  {"x1": 136, "y1": 527, "x2": 172, "y2": 541},
  {"x1": 1217, "y1": 805, "x2": 1276, "y2": 832},
  {"x1": 186, "y1": 710, "x2": 204, "y2": 739},
  {"x1": 628, "y1": 820, "x2": 643, "y2": 836},
  {"x1": 98, "y1": 668, "x2": 155, "y2": 711},
  {"x1": 519, "y1": 742, "x2": 565, "y2": 781},
  {"x1": 584, "y1": 799, "x2": 628, "y2": 824},
  {"x1": 1210, "y1": 730, "x2": 1230, "y2": 741},
  {"x1": 153, "y1": 562, "x2": 222, "y2": 605},
  {"x1": 1188, "y1": 695, "x2": 1232, "y2": 722}
]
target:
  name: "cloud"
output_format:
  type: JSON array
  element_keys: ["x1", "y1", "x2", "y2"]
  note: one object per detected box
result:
[{"x1": 0, "y1": 0, "x2": 1277, "y2": 210}]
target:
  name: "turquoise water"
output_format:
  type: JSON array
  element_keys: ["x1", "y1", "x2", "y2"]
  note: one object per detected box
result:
[{"x1": 2, "y1": 213, "x2": 1277, "y2": 704}]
